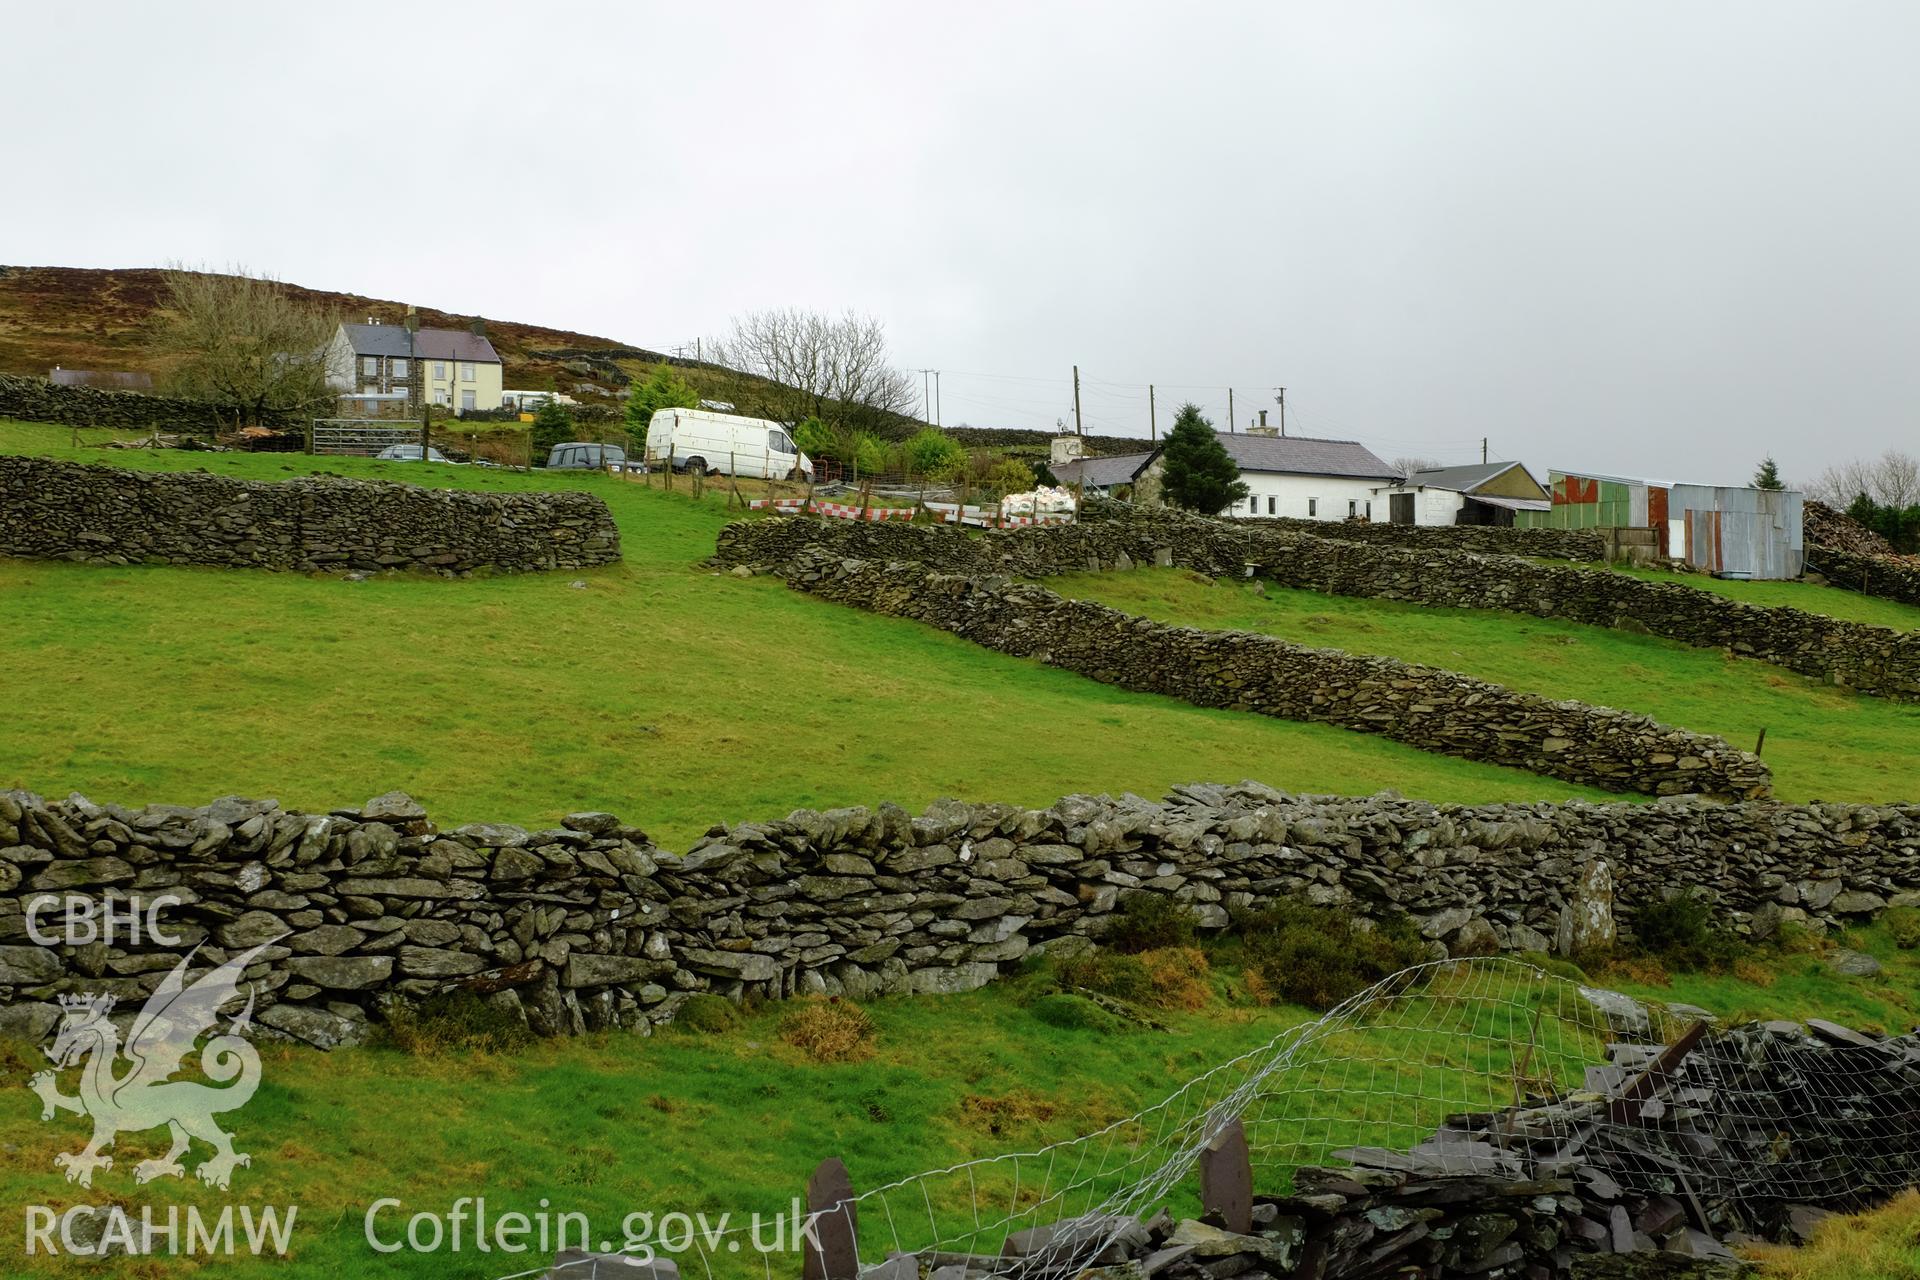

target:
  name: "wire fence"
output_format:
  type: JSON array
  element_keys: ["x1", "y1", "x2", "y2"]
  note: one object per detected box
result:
[{"x1": 515, "y1": 957, "x2": 1920, "y2": 1280}]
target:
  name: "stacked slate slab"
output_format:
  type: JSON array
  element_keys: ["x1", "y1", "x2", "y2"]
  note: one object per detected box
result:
[{"x1": 891, "y1": 1019, "x2": 1915, "y2": 1280}]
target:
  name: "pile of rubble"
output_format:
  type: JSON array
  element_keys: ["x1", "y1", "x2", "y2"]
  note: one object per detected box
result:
[
  {"x1": 925, "y1": 1018, "x2": 1913, "y2": 1280},
  {"x1": 1803, "y1": 499, "x2": 1898, "y2": 558}
]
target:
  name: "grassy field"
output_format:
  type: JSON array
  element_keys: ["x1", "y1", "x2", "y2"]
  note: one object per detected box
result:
[
  {"x1": 0, "y1": 423, "x2": 1615, "y2": 846},
  {"x1": 2, "y1": 930, "x2": 1912, "y2": 1279},
  {"x1": 1052, "y1": 569, "x2": 1920, "y2": 804},
  {"x1": 1597, "y1": 561, "x2": 1920, "y2": 631},
  {"x1": 2, "y1": 422, "x2": 1917, "y2": 1276}
]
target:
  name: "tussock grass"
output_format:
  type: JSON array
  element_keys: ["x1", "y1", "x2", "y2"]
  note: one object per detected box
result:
[{"x1": 1744, "y1": 1190, "x2": 1920, "y2": 1280}]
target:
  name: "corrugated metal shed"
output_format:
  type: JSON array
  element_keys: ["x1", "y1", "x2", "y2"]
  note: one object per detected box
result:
[
  {"x1": 1670, "y1": 484, "x2": 1803, "y2": 579},
  {"x1": 1519, "y1": 469, "x2": 1805, "y2": 578}
]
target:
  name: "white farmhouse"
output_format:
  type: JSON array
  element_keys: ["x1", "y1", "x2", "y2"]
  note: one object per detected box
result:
[
  {"x1": 1050, "y1": 428, "x2": 1401, "y2": 520},
  {"x1": 1214, "y1": 429, "x2": 1401, "y2": 521}
]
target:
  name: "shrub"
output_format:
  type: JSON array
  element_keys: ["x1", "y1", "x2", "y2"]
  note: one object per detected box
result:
[
  {"x1": 1885, "y1": 906, "x2": 1920, "y2": 951},
  {"x1": 1031, "y1": 993, "x2": 1127, "y2": 1034},
  {"x1": 903, "y1": 428, "x2": 966, "y2": 480},
  {"x1": 530, "y1": 400, "x2": 576, "y2": 456},
  {"x1": 1053, "y1": 950, "x2": 1154, "y2": 1005},
  {"x1": 1631, "y1": 893, "x2": 1744, "y2": 973},
  {"x1": 671, "y1": 993, "x2": 742, "y2": 1034},
  {"x1": 1139, "y1": 946, "x2": 1212, "y2": 1010},
  {"x1": 1236, "y1": 901, "x2": 1429, "y2": 1011},
  {"x1": 778, "y1": 997, "x2": 877, "y2": 1063},
  {"x1": 985, "y1": 458, "x2": 1036, "y2": 495},
  {"x1": 383, "y1": 990, "x2": 534, "y2": 1055},
  {"x1": 793, "y1": 416, "x2": 833, "y2": 457},
  {"x1": 1106, "y1": 893, "x2": 1197, "y2": 954}
]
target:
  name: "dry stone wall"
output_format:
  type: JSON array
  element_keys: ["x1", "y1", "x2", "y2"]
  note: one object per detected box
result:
[
  {"x1": 0, "y1": 372, "x2": 300, "y2": 433},
  {"x1": 0, "y1": 455, "x2": 620, "y2": 574},
  {"x1": 1, "y1": 784, "x2": 1913, "y2": 1048},
  {"x1": 1808, "y1": 544, "x2": 1920, "y2": 610},
  {"x1": 713, "y1": 511, "x2": 1920, "y2": 700},
  {"x1": 786, "y1": 550, "x2": 1770, "y2": 799},
  {"x1": 1241, "y1": 516, "x2": 1605, "y2": 561}
]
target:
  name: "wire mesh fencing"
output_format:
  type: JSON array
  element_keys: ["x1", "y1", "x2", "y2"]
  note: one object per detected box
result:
[{"x1": 522, "y1": 957, "x2": 1920, "y2": 1280}]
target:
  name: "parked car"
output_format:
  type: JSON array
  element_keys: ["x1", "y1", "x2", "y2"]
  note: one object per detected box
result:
[
  {"x1": 375, "y1": 444, "x2": 451, "y2": 463},
  {"x1": 644, "y1": 408, "x2": 812, "y2": 480},
  {"x1": 545, "y1": 442, "x2": 633, "y2": 471}
]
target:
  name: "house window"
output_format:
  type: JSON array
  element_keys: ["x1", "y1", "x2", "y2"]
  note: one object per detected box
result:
[
  {"x1": 1248, "y1": 496, "x2": 1259, "y2": 515},
  {"x1": 461, "y1": 363, "x2": 475, "y2": 382},
  {"x1": 392, "y1": 358, "x2": 408, "y2": 379},
  {"x1": 361, "y1": 356, "x2": 377, "y2": 376},
  {"x1": 461, "y1": 389, "x2": 476, "y2": 411},
  {"x1": 1349, "y1": 500, "x2": 1358, "y2": 518},
  {"x1": 1266, "y1": 495, "x2": 1275, "y2": 515},
  {"x1": 434, "y1": 361, "x2": 446, "y2": 380},
  {"x1": 1308, "y1": 498, "x2": 1318, "y2": 517},
  {"x1": 1365, "y1": 501, "x2": 1372, "y2": 520}
]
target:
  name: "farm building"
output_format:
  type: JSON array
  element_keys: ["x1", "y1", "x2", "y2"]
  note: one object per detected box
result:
[
  {"x1": 1516, "y1": 470, "x2": 1804, "y2": 579},
  {"x1": 1049, "y1": 430, "x2": 1399, "y2": 520},
  {"x1": 1050, "y1": 449, "x2": 1161, "y2": 500},
  {"x1": 1370, "y1": 461, "x2": 1551, "y2": 526}
]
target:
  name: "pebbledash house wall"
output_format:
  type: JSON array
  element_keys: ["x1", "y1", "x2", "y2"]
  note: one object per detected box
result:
[
  {"x1": 0, "y1": 454, "x2": 620, "y2": 575},
  {"x1": 1, "y1": 785, "x2": 1913, "y2": 1047},
  {"x1": 712, "y1": 509, "x2": 1920, "y2": 702}
]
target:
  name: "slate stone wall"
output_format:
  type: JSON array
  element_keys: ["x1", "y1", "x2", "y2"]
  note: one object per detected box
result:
[
  {"x1": 2, "y1": 784, "x2": 1913, "y2": 1047},
  {"x1": 0, "y1": 455, "x2": 620, "y2": 574},
  {"x1": 1239, "y1": 516, "x2": 1606, "y2": 561},
  {"x1": 713, "y1": 511, "x2": 1920, "y2": 700},
  {"x1": 1809, "y1": 544, "x2": 1920, "y2": 610},
  {"x1": 0, "y1": 372, "x2": 300, "y2": 432},
  {"x1": 785, "y1": 550, "x2": 1770, "y2": 800}
]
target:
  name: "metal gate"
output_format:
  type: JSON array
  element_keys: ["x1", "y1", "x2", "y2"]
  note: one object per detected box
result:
[{"x1": 307, "y1": 419, "x2": 424, "y2": 457}]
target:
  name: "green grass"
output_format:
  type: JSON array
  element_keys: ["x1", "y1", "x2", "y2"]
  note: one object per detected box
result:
[
  {"x1": 1051, "y1": 569, "x2": 1920, "y2": 804},
  {"x1": 3, "y1": 936, "x2": 1908, "y2": 1278},
  {"x1": 0, "y1": 423, "x2": 1610, "y2": 845},
  {"x1": 1598, "y1": 562, "x2": 1920, "y2": 631},
  {"x1": 1746, "y1": 1191, "x2": 1920, "y2": 1280}
]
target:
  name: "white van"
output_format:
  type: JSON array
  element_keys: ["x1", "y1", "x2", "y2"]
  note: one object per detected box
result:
[{"x1": 645, "y1": 408, "x2": 813, "y2": 480}]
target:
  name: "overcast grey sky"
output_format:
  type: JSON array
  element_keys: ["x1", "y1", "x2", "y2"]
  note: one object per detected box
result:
[{"x1": 11, "y1": 2, "x2": 1919, "y2": 482}]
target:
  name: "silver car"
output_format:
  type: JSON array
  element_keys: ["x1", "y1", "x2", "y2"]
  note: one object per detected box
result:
[{"x1": 376, "y1": 444, "x2": 452, "y2": 463}]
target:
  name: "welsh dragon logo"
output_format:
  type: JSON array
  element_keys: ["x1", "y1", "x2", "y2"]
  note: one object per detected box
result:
[{"x1": 28, "y1": 940, "x2": 275, "y2": 1190}]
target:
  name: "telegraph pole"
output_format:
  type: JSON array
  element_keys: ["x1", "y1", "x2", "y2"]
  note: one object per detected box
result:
[
  {"x1": 1228, "y1": 387, "x2": 1235, "y2": 433},
  {"x1": 1149, "y1": 383, "x2": 1156, "y2": 441},
  {"x1": 1072, "y1": 364, "x2": 1083, "y2": 436},
  {"x1": 1482, "y1": 437, "x2": 1488, "y2": 464},
  {"x1": 934, "y1": 371, "x2": 942, "y2": 428},
  {"x1": 1276, "y1": 387, "x2": 1286, "y2": 437}
]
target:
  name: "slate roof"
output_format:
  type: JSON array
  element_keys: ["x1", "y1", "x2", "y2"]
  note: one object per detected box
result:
[
  {"x1": 1052, "y1": 451, "x2": 1159, "y2": 488},
  {"x1": 1405, "y1": 462, "x2": 1524, "y2": 492},
  {"x1": 1216, "y1": 433, "x2": 1399, "y2": 481},
  {"x1": 339, "y1": 323, "x2": 500, "y2": 363}
]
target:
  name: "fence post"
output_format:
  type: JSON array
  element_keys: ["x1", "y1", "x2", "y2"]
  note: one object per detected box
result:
[
  {"x1": 803, "y1": 1157, "x2": 858, "y2": 1280},
  {"x1": 1198, "y1": 1116, "x2": 1252, "y2": 1233}
]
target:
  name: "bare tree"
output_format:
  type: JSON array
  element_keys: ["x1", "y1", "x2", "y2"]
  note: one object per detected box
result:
[
  {"x1": 707, "y1": 308, "x2": 917, "y2": 432},
  {"x1": 152, "y1": 264, "x2": 340, "y2": 426},
  {"x1": 1391, "y1": 456, "x2": 1443, "y2": 477},
  {"x1": 1807, "y1": 449, "x2": 1920, "y2": 507}
]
